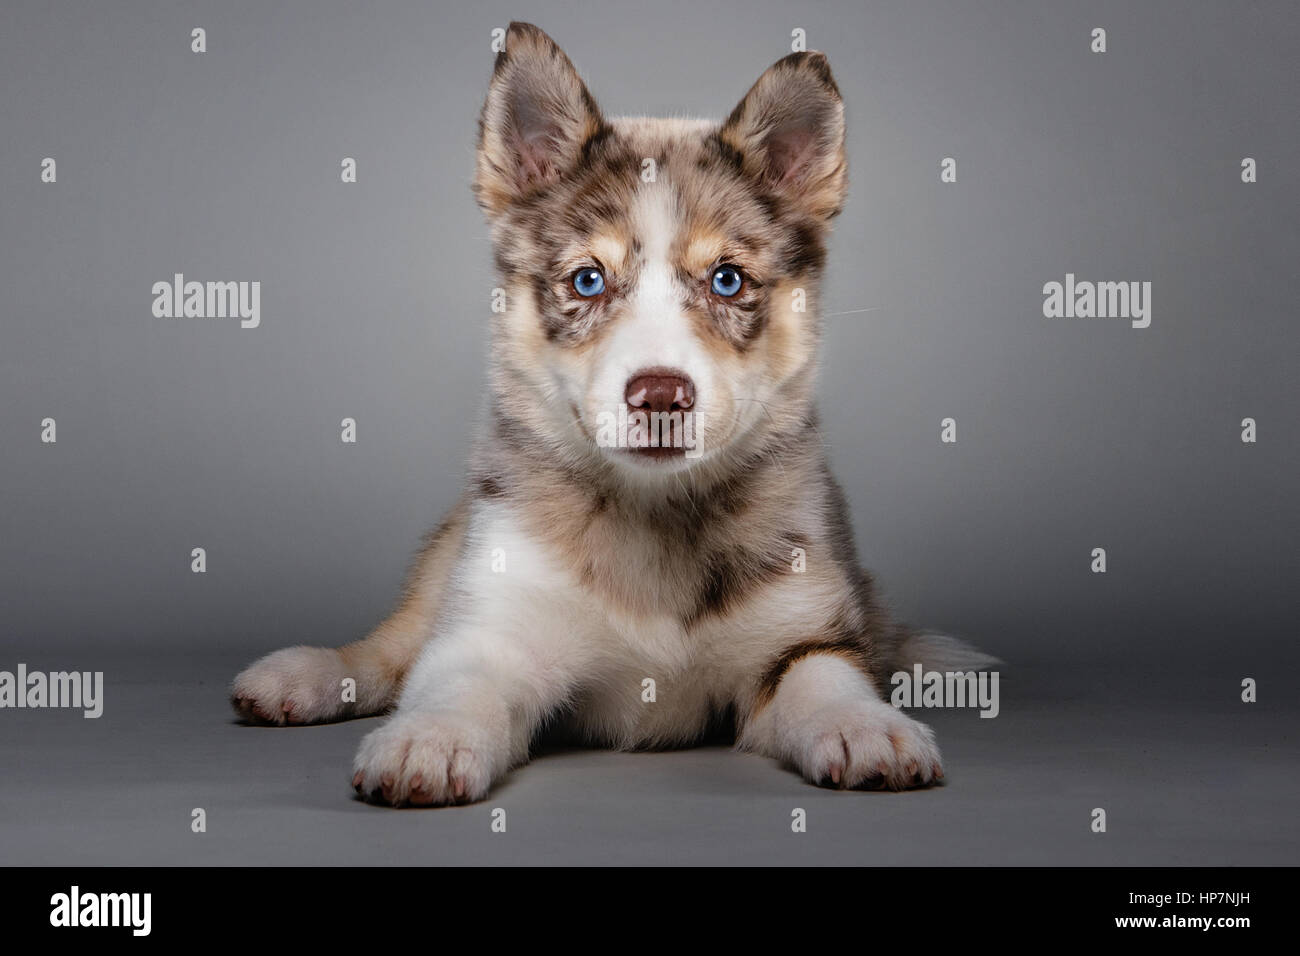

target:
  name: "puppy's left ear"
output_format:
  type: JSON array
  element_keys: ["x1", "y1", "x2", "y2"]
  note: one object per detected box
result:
[
  {"x1": 719, "y1": 52, "x2": 847, "y2": 221},
  {"x1": 475, "y1": 22, "x2": 605, "y2": 216}
]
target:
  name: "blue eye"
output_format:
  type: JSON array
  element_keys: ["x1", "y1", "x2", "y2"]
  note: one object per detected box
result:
[
  {"x1": 573, "y1": 268, "x2": 605, "y2": 297},
  {"x1": 711, "y1": 265, "x2": 743, "y2": 297}
]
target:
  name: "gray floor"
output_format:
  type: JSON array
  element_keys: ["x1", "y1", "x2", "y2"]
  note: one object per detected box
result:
[{"x1": 2, "y1": 649, "x2": 1296, "y2": 866}]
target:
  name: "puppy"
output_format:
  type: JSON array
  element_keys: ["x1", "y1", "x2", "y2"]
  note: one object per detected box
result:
[{"x1": 231, "y1": 22, "x2": 993, "y2": 806}]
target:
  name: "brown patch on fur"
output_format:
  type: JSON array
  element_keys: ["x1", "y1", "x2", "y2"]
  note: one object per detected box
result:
[
  {"x1": 752, "y1": 637, "x2": 877, "y2": 714},
  {"x1": 683, "y1": 530, "x2": 810, "y2": 629},
  {"x1": 474, "y1": 472, "x2": 506, "y2": 499}
]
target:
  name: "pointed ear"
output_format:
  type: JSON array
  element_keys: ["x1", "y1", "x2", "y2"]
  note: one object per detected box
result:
[
  {"x1": 474, "y1": 22, "x2": 605, "y2": 216},
  {"x1": 718, "y1": 52, "x2": 847, "y2": 220}
]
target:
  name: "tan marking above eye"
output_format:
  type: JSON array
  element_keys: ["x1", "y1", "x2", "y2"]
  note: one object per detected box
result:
[
  {"x1": 681, "y1": 231, "x2": 729, "y2": 276},
  {"x1": 588, "y1": 233, "x2": 629, "y2": 274}
]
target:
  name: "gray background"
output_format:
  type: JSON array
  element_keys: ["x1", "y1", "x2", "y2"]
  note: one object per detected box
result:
[{"x1": 1, "y1": 0, "x2": 1296, "y2": 865}]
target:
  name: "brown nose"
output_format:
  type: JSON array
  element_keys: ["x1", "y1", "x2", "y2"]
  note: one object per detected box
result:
[{"x1": 625, "y1": 370, "x2": 695, "y2": 413}]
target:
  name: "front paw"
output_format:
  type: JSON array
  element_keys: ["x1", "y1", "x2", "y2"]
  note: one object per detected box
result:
[
  {"x1": 352, "y1": 713, "x2": 502, "y2": 807},
  {"x1": 797, "y1": 700, "x2": 943, "y2": 791},
  {"x1": 230, "y1": 646, "x2": 348, "y2": 725}
]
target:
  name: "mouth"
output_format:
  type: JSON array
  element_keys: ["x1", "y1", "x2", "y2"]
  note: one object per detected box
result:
[
  {"x1": 575, "y1": 399, "x2": 708, "y2": 465},
  {"x1": 622, "y1": 444, "x2": 688, "y2": 463},
  {"x1": 616, "y1": 411, "x2": 704, "y2": 465}
]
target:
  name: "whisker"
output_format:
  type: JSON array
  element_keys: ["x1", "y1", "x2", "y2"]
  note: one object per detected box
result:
[{"x1": 825, "y1": 306, "x2": 883, "y2": 317}]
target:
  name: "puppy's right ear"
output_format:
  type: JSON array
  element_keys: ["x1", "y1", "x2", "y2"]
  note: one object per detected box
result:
[{"x1": 474, "y1": 22, "x2": 604, "y2": 216}]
